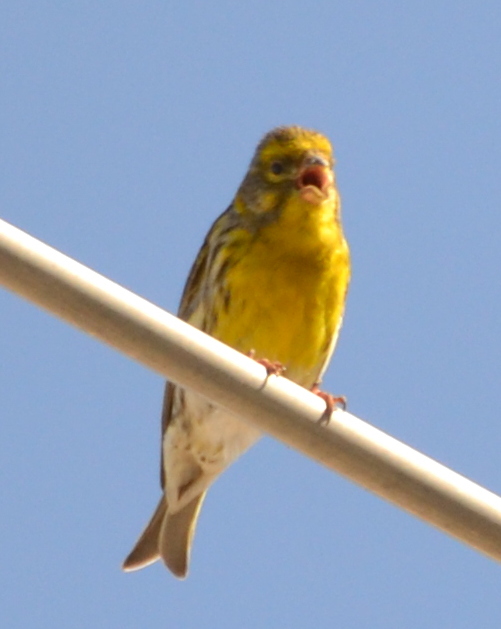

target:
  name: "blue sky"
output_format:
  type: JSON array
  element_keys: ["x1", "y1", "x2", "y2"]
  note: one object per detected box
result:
[{"x1": 1, "y1": 2, "x2": 501, "y2": 627}]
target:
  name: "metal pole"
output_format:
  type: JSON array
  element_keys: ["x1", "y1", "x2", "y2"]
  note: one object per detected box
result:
[{"x1": 0, "y1": 217, "x2": 500, "y2": 562}]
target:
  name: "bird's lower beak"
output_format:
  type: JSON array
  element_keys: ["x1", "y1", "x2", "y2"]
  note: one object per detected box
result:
[{"x1": 296, "y1": 165, "x2": 332, "y2": 204}]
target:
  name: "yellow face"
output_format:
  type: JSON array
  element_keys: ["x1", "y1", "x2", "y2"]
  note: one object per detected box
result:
[{"x1": 236, "y1": 126, "x2": 336, "y2": 218}]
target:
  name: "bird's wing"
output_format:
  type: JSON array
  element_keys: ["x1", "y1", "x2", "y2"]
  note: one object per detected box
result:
[{"x1": 159, "y1": 204, "x2": 238, "y2": 486}]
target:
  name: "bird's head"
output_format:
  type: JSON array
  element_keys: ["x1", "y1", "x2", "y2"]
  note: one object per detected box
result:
[{"x1": 236, "y1": 126, "x2": 336, "y2": 221}]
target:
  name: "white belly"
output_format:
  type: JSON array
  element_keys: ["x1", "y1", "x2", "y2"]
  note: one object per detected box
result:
[{"x1": 162, "y1": 387, "x2": 261, "y2": 513}]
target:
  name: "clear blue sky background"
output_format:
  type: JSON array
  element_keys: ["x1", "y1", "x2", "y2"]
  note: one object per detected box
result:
[{"x1": 1, "y1": 2, "x2": 501, "y2": 627}]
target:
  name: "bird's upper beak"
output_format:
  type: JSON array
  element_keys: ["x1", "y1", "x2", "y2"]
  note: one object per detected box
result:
[{"x1": 296, "y1": 156, "x2": 332, "y2": 204}]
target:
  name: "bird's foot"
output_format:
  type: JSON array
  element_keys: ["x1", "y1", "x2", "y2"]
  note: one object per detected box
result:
[
  {"x1": 247, "y1": 350, "x2": 286, "y2": 378},
  {"x1": 311, "y1": 382, "x2": 347, "y2": 426}
]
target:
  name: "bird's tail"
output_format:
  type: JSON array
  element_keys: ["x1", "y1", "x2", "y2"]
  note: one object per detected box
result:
[{"x1": 122, "y1": 492, "x2": 206, "y2": 578}]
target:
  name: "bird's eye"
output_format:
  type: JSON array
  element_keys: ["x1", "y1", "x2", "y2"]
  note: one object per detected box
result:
[{"x1": 270, "y1": 161, "x2": 284, "y2": 175}]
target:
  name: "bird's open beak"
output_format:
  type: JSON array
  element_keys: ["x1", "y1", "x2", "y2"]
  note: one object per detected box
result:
[{"x1": 296, "y1": 159, "x2": 332, "y2": 204}]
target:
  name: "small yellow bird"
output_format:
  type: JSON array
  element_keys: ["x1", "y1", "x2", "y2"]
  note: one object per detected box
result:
[{"x1": 123, "y1": 126, "x2": 350, "y2": 578}]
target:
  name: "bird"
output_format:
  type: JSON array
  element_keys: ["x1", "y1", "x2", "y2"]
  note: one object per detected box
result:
[{"x1": 122, "y1": 125, "x2": 351, "y2": 578}]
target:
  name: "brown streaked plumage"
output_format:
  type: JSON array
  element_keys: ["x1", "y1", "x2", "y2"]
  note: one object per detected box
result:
[{"x1": 123, "y1": 126, "x2": 350, "y2": 577}]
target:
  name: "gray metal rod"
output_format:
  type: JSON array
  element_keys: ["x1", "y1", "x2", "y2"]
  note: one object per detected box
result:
[{"x1": 1, "y1": 217, "x2": 500, "y2": 562}]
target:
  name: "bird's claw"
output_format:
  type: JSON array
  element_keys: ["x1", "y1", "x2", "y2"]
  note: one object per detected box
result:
[
  {"x1": 247, "y1": 350, "x2": 286, "y2": 378},
  {"x1": 311, "y1": 382, "x2": 347, "y2": 425}
]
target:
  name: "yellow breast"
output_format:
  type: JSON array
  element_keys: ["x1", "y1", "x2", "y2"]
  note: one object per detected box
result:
[{"x1": 211, "y1": 193, "x2": 350, "y2": 387}]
